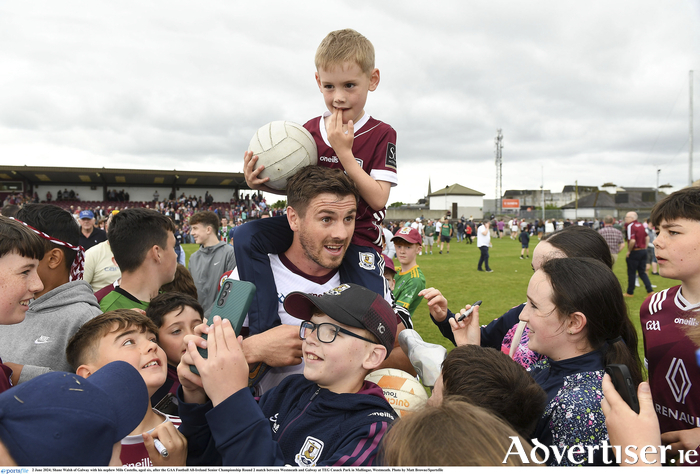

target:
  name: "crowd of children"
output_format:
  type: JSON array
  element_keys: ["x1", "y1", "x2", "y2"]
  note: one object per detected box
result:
[{"x1": 0, "y1": 26, "x2": 698, "y2": 469}]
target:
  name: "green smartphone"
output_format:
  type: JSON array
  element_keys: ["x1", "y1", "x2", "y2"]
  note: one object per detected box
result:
[{"x1": 190, "y1": 279, "x2": 256, "y2": 375}]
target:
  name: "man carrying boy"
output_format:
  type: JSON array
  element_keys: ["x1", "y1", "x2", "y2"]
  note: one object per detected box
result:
[
  {"x1": 241, "y1": 28, "x2": 396, "y2": 302},
  {"x1": 640, "y1": 187, "x2": 700, "y2": 459},
  {"x1": 0, "y1": 216, "x2": 45, "y2": 392},
  {"x1": 100, "y1": 209, "x2": 178, "y2": 312},
  {"x1": 188, "y1": 211, "x2": 236, "y2": 318},
  {"x1": 0, "y1": 204, "x2": 101, "y2": 384},
  {"x1": 177, "y1": 283, "x2": 397, "y2": 466},
  {"x1": 392, "y1": 227, "x2": 426, "y2": 316},
  {"x1": 66, "y1": 309, "x2": 187, "y2": 466}
]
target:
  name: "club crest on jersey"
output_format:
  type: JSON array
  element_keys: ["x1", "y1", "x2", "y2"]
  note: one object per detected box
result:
[
  {"x1": 359, "y1": 252, "x2": 376, "y2": 270},
  {"x1": 327, "y1": 284, "x2": 351, "y2": 296},
  {"x1": 295, "y1": 436, "x2": 324, "y2": 467}
]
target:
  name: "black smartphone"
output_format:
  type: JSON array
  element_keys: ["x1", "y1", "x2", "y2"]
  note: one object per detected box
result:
[
  {"x1": 190, "y1": 279, "x2": 256, "y2": 375},
  {"x1": 605, "y1": 364, "x2": 640, "y2": 414}
]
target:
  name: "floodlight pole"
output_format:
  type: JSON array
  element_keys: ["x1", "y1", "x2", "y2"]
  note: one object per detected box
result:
[
  {"x1": 494, "y1": 129, "x2": 503, "y2": 215},
  {"x1": 690, "y1": 70, "x2": 694, "y2": 186}
]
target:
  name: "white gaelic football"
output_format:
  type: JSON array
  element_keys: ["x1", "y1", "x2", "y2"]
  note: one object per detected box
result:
[
  {"x1": 365, "y1": 368, "x2": 428, "y2": 418},
  {"x1": 248, "y1": 121, "x2": 318, "y2": 191}
]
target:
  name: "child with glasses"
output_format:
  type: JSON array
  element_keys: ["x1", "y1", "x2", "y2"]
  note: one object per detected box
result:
[{"x1": 176, "y1": 283, "x2": 398, "y2": 466}]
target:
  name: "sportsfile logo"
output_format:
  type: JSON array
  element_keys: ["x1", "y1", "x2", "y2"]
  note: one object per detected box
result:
[{"x1": 503, "y1": 438, "x2": 699, "y2": 465}]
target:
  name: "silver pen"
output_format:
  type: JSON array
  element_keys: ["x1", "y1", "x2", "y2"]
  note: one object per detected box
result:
[{"x1": 154, "y1": 438, "x2": 169, "y2": 458}]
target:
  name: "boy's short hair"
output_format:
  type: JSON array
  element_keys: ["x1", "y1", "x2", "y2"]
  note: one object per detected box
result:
[
  {"x1": 17, "y1": 204, "x2": 80, "y2": 271},
  {"x1": 441, "y1": 345, "x2": 547, "y2": 438},
  {"x1": 189, "y1": 211, "x2": 220, "y2": 232},
  {"x1": 147, "y1": 291, "x2": 204, "y2": 328},
  {"x1": 380, "y1": 397, "x2": 532, "y2": 466},
  {"x1": 650, "y1": 186, "x2": 700, "y2": 226},
  {"x1": 286, "y1": 166, "x2": 359, "y2": 218},
  {"x1": 66, "y1": 309, "x2": 159, "y2": 371},
  {"x1": 315, "y1": 28, "x2": 375, "y2": 75},
  {"x1": 107, "y1": 208, "x2": 176, "y2": 273},
  {"x1": 159, "y1": 264, "x2": 199, "y2": 299},
  {"x1": 0, "y1": 216, "x2": 45, "y2": 261}
]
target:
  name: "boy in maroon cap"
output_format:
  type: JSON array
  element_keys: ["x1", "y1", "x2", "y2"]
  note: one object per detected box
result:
[
  {"x1": 177, "y1": 283, "x2": 397, "y2": 466},
  {"x1": 391, "y1": 227, "x2": 426, "y2": 316}
]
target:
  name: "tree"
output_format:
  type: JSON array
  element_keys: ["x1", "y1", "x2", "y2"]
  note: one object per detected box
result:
[
  {"x1": 270, "y1": 199, "x2": 287, "y2": 209},
  {"x1": 389, "y1": 202, "x2": 405, "y2": 208}
]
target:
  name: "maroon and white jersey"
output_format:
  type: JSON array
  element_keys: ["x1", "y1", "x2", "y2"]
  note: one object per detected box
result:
[
  {"x1": 640, "y1": 285, "x2": 700, "y2": 433},
  {"x1": 304, "y1": 113, "x2": 398, "y2": 250},
  {"x1": 120, "y1": 411, "x2": 182, "y2": 467}
]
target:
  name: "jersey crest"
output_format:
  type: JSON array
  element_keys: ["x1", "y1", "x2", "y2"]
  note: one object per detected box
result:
[
  {"x1": 295, "y1": 436, "x2": 324, "y2": 467},
  {"x1": 359, "y1": 252, "x2": 376, "y2": 270}
]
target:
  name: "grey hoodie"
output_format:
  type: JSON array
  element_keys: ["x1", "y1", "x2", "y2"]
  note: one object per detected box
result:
[
  {"x1": 0, "y1": 280, "x2": 102, "y2": 383},
  {"x1": 188, "y1": 241, "x2": 236, "y2": 319}
]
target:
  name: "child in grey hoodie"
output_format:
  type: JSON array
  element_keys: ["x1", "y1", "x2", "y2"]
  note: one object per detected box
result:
[{"x1": 0, "y1": 204, "x2": 102, "y2": 383}]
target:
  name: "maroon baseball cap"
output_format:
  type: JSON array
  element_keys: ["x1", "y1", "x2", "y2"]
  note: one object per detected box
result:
[
  {"x1": 392, "y1": 226, "x2": 422, "y2": 245},
  {"x1": 382, "y1": 254, "x2": 396, "y2": 274},
  {"x1": 284, "y1": 283, "x2": 397, "y2": 358}
]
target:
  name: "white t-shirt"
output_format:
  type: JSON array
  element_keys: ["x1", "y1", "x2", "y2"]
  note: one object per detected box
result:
[{"x1": 476, "y1": 224, "x2": 491, "y2": 248}]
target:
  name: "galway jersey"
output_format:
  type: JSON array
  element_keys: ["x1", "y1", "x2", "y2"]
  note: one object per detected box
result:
[
  {"x1": 640, "y1": 285, "x2": 700, "y2": 433},
  {"x1": 120, "y1": 410, "x2": 182, "y2": 467},
  {"x1": 304, "y1": 113, "x2": 398, "y2": 251}
]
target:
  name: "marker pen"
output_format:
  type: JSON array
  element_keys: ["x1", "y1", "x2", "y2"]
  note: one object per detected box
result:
[
  {"x1": 154, "y1": 438, "x2": 169, "y2": 458},
  {"x1": 457, "y1": 300, "x2": 482, "y2": 322}
]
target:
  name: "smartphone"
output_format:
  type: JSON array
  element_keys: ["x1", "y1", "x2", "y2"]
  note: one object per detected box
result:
[
  {"x1": 190, "y1": 279, "x2": 257, "y2": 375},
  {"x1": 605, "y1": 364, "x2": 640, "y2": 414}
]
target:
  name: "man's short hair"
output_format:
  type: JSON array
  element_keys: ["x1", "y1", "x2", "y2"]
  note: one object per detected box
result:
[
  {"x1": 146, "y1": 291, "x2": 203, "y2": 329},
  {"x1": 0, "y1": 216, "x2": 45, "y2": 261},
  {"x1": 17, "y1": 204, "x2": 80, "y2": 271},
  {"x1": 66, "y1": 309, "x2": 159, "y2": 371},
  {"x1": 440, "y1": 345, "x2": 547, "y2": 438},
  {"x1": 189, "y1": 211, "x2": 220, "y2": 233},
  {"x1": 603, "y1": 215, "x2": 614, "y2": 225},
  {"x1": 286, "y1": 166, "x2": 359, "y2": 218},
  {"x1": 315, "y1": 29, "x2": 375, "y2": 75},
  {"x1": 650, "y1": 186, "x2": 700, "y2": 227},
  {"x1": 107, "y1": 208, "x2": 176, "y2": 273}
]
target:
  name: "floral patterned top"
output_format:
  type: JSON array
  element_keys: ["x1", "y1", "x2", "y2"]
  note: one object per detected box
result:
[{"x1": 528, "y1": 350, "x2": 608, "y2": 466}]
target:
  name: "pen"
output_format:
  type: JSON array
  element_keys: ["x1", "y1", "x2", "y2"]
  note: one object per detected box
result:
[
  {"x1": 154, "y1": 438, "x2": 169, "y2": 458},
  {"x1": 457, "y1": 300, "x2": 482, "y2": 322}
]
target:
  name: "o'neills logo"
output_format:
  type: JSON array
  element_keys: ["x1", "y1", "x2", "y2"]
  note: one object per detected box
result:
[
  {"x1": 319, "y1": 156, "x2": 339, "y2": 163},
  {"x1": 504, "y1": 438, "x2": 699, "y2": 465}
]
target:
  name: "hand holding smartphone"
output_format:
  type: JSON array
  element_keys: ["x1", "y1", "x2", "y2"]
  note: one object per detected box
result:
[{"x1": 190, "y1": 279, "x2": 256, "y2": 375}]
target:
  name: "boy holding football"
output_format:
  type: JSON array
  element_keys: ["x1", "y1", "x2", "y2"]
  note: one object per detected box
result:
[{"x1": 236, "y1": 29, "x2": 399, "y2": 370}]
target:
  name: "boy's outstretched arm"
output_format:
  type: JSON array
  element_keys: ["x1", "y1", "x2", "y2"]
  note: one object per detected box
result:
[{"x1": 325, "y1": 108, "x2": 391, "y2": 211}]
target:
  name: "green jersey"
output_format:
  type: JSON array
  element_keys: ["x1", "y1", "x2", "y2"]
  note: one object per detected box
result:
[
  {"x1": 394, "y1": 264, "x2": 426, "y2": 316},
  {"x1": 100, "y1": 288, "x2": 149, "y2": 313}
]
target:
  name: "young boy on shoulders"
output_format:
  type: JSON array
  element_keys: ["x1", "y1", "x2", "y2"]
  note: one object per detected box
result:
[
  {"x1": 391, "y1": 227, "x2": 425, "y2": 316},
  {"x1": 239, "y1": 28, "x2": 397, "y2": 317},
  {"x1": 146, "y1": 292, "x2": 204, "y2": 411},
  {"x1": 100, "y1": 209, "x2": 179, "y2": 312},
  {"x1": 641, "y1": 186, "x2": 700, "y2": 459},
  {"x1": 177, "y1": 283, "x2": 397, "y2": 466},
  {"x1": 188, "y1": 211, "x2": 236, "y2": 319},
  {"x1": 0, "y1": 216, "x2": 45, "y2": 392},
  {"x1": 66, "y1": 309, "x2": 187, "y2": 466},
  {"x1": 0, "y1": 204, "x2": 101, "y2": 384}
]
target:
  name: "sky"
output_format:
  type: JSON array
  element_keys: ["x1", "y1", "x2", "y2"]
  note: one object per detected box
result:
[{"x1": 1, "y1": 0, "x2": 699, "y2": 204}]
